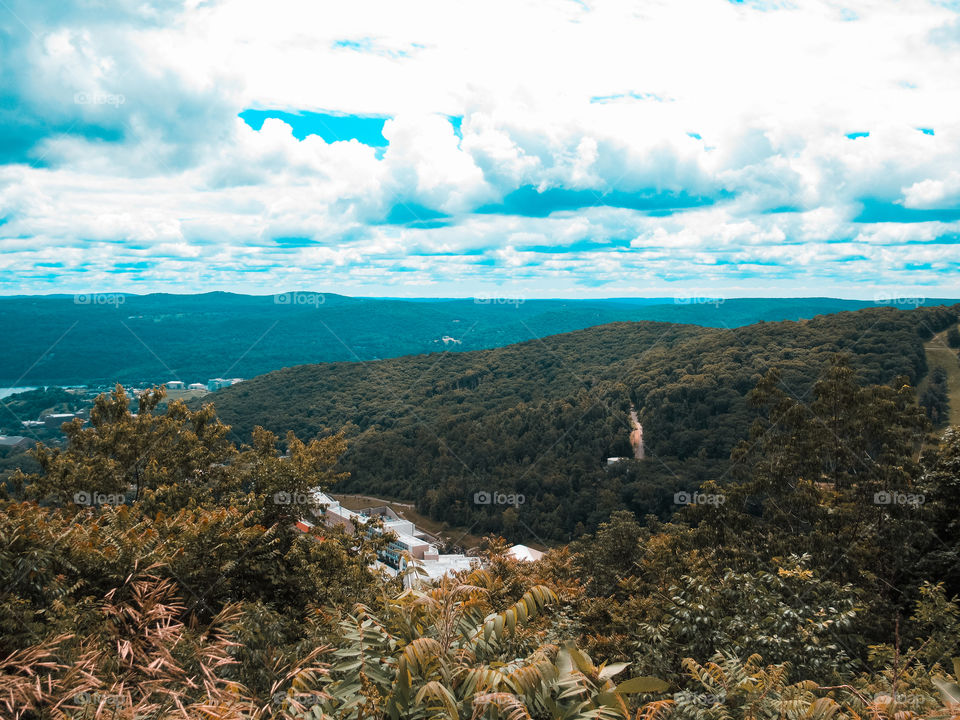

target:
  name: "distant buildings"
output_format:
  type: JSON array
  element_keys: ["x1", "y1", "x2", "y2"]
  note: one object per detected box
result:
[
  {"x1": 43, "y1": 413, "x2": 80, "y2": 429},
  {"x1": 162, "y1": 379, "x2": 243, "y2": 392},
  {"x1": 207, "y1": 378, "x2": 243, "y2": 391},
  {"x1": 310, "y1": 492, "x2": 479, "y2": 583},
  {"x1": 305, "y1": 492, "x2": 545, "y2": 583}
]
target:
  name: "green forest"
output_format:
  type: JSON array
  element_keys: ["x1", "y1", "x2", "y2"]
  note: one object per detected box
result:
[
  {"x1": 1, "y1": 293, "x2": 950, "y2": 387},
  {"x1": 3, "y1": 318, "x2": 960, "y2": 718},
  {"x1": 208, "y1": 304, "x2": 960, "y2": 543}
]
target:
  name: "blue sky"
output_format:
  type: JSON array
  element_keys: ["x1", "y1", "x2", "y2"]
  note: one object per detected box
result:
[{"x1": 0, "y1": 0, "x2": 959, "y2": 298}]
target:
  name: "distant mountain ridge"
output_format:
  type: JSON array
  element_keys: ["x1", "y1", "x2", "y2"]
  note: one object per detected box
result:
[{"x1": 1, "y1": 292, "x2": 956, "y2": 386}]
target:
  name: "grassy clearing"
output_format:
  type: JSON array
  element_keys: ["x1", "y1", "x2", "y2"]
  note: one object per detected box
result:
[{"x1": 923, "y1": 325, "x2": 960, "y2": 427}]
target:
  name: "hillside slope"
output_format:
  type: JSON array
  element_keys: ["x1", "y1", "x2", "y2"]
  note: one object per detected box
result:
[
  {"x1": 3, "y1": 293, "x2": 953, "y2": 386},
  {"x1": 208, "y1": 304, "x2": 959, "y2": 543}
]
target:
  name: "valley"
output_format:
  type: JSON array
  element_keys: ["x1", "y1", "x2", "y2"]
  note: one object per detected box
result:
[{"x1": 206, "y1": 303, "x2": 959, "y2": 543}]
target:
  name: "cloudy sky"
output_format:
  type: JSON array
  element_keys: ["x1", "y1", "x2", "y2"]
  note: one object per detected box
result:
[{"x1": 1, "y1": 0, "x2": 959, "y2": 298}]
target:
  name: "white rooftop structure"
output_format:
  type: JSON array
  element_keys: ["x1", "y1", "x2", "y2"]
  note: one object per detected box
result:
[
  {"x1": 507, "y1": 544, "x2": 545, "y2": 562},
  {"x1": 313, "y1": 491, "x2": 362, "y2": 531},
  {"x1": 207, "y1": 377, "x2": 244, "y2": 391},
  {"x1": 414, "y1": 554, "x2": 478, "y2": 583}
]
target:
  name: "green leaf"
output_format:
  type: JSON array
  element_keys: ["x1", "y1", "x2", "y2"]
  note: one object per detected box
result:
[
  {"x1": 598, "y1": 662, "x2": 630, "y2": 681},
  {"x1": 614, "y1": 676, "x2": 669, "y2": 694},
  {"x1": 414, "y1": 680, "x2": 459, "y2": 719}
]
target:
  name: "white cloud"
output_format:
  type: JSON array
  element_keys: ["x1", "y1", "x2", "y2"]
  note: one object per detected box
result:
[
  {"x1": 902, "y1": 171, "x2": 960, "y2": 209},
  {"x1": 1, "y1": 0, "x2": 960, "y2": 295}
]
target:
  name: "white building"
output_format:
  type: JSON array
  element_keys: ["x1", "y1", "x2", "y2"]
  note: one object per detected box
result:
[
  {"x1": 310, "y1": 492, "x2": 477, "y2": 582},
  {"x1": 507, "y1": 544, "x2": 545, "y2": 562},
  {"x1": 207, "y1": 377, "x2": 244, "y2": 391},
  {"x1": 166, "y1": 380, "x2": 185, "y2": 390},
  {"x1": 42, "y1": 413, "x2": 78, "y2": 429},
  {"x1": 312, "y1": 491, "x2": 362, "y2": 531}
]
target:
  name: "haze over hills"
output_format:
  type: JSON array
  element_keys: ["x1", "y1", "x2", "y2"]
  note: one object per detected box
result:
[
  {"x1": 207, "y1": 303, "x2": 960, "y2": 543},
  {"x1": 2, "y1": 292, "x2": 957, "y2": 387}
]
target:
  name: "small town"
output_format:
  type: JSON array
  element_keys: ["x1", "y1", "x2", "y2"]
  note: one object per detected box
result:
[{"x1": 299, "y1": 492, "x2": 543, "y2": 584}]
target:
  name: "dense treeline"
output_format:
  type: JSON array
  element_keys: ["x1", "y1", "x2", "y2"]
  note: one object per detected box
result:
[
  {"x1": 922, "y1": 366, "x2": 951, "y2": 424},
  {"x1": 2, "y1": 293, "x2": 949, "y2": 386},
  {"x1": 210, "y1": 304, "x2": 959, "y2": 542},
  {"x1": 2, "y1": 368, "x2": 960, "y2": 719}
]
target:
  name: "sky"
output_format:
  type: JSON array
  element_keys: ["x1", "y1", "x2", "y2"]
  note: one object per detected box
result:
[{"x1": 1, "y1": 0, "x2": 960, "y2": 299}]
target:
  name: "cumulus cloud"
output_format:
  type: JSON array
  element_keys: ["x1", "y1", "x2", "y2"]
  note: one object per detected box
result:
[
  {"x1": 0, "y1": 0, "x2": 959, "y2": 296},
  {"x1": 902, "y1": 172, "x2": 960, "y2": 209}
]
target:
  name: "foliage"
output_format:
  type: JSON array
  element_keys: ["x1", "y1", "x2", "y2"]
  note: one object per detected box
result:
[
  {"x1": 694, "y1": 355, "x2": 934, "y2": 613},
  {"x1": 3, "y1": 308, "x2": 960, "y2": 720},
  {"x1": 0, "y1": 385, "x2": 378, "y2": 699},
  {"x1": 921, "y1": 366, "x2": 951, "y2": 425},
  {"x1": 947, "y1": 326, "x2": 960, "y2": 349},
  {"x1": 211, "y1": 305, "x2": 959, "y2": 542},
  {"x1": 312, "y1": 569, "x2": 642, "y2": 720}
]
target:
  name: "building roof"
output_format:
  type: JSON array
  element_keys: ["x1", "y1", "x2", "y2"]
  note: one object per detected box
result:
[
  {"x1": 313, "y1": 491, "x2": 360, "y2": 521},
  {"x1": 417, "y1": 554, "x2": 478, "y2": 581},
  {"x1": 389, "y1": 529, "x2": 429, "y2": 550},
  {"x1": 507, "y1": 544, "x2": 545, "y2": 562}
]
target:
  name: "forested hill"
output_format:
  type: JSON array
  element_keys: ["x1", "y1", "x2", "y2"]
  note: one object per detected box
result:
[
  {"x1": 2, "y1": 292, "x2": 956, "y2": 386},
  {"x1": 209, "y1": 304, "x2": 959, "y2": 543}
]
